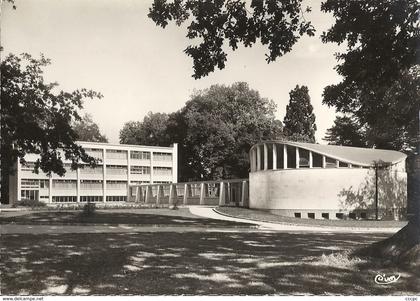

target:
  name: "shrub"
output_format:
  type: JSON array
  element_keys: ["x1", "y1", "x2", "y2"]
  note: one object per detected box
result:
[
  {"x1": 16, "y1": 199, "x2": 46, "y2": 208},
  {"x1": 82, "y1": 202, "x2": 96, "y2": 217}
]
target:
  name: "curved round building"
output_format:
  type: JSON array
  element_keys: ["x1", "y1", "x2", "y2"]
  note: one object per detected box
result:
[{"x1": 249, "y1": 141, "x2": 407, "y2": 219}]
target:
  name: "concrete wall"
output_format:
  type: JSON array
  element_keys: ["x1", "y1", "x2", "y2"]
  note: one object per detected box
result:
[{"x1": 249, "y1": 168, "x2": 407, "y2": 219}]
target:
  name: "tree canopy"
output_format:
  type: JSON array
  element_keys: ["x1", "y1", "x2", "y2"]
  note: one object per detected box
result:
[
  {"x1": 283, "y1": 85, "x2": 316, "y2": 143},
  {"x1": 323, "y1": 115, "x2": 366, "y2": 147},
  {"x1": 72, "y1": 113, "x2": 108, "y2": 143},
  {"x1": 321, "y1": 0, "x2": 420, "y2": 152},
  {"x1": 120, "y1": 82, "x2": 283, "y2": 181},
  {"x1": 148, "y1": 0, "x2": 315, "y2": 79},
  {"x1": 120, "y1": 112, "x2": 171, "y2": 146},
  {"x1": 1, "y1": 53, "x2": 102, "y2": 202}
]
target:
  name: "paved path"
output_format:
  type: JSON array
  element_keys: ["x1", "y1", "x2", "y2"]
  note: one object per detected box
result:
[
  {"x1": 189, "y1": 207, "x2": 403, "y2": 234},
  {"x1": 0, "y1": 207, "x2": 403, "y2": 235},
  {"x1": 0, "y1": 224, "x2": 263, "y2": 234}
]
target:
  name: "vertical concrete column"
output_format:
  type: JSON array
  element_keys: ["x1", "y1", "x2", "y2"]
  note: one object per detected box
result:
[
  {"x1": 183, "y1": 183, "x2": 188, "y2": 205},
  {"x1": 16, "y1": 159, "x2": 22, "y2": 202},
  {"x1": 172, "y1": 143, "x2": 178, "y2": 183},
  {"x1": 283, "y1": 144, "x2": 288, "y2": 169},
  {"x1": 49, "y1": 175, "x2": 53, "y2": 204},
  {"x1": 199, "y1": 182, "x2": 205, "y2": 205},
  {"x1": 295, "y1": 147, "x2": 300, "y2": 169},
  {"x1": 272, "y1": 144, "x2": 277, "y2": 170},
  {"x1": 256, "y1": 145, "x2": 261, "y2": 171},
  {"x1": 309, "y1": 151, "x2": 313, "y2": 168},
  {"x1": 156, "y1": 185, "x2": 161, "y2": 205},
  {"x1": 263, "y1": 144, "x2": 268, "y2": 170},
  {"x1": 336, "y1": 160, "x2": 340, "y2": 168},
  {"x1": 145, "y1": 186, "x2": 150, "y2": 203},
  {"x1": 241, "y1": 180, "x2": 248, "y2": 206},
  {"x1": 150, "y1": 151, "x2": 154, "y2": 184},
  {"x1": 250, "y1": 149, "x2": 254, "y2": 172},
  {"x1": 103, "y1": 148, "x2": 107, "y2": 203},
  {"x1": 219, "y1": 181, "x2": 225, "y2": 206},
  {"x1": 349, "y1": 164, "x2": 352, "y2": 168},
  {"x1": 322, "y1": 155, "x2": 326, "y2": 168},
  {"x1": 169, "y1": 184, "x2": 176, "y2": 205},
  {"x1": 76, "y1": 167, "x2": 80, "y2": 202},
  {"x1": 127, "y1": 149, "x2": 131, "y2": 200}
]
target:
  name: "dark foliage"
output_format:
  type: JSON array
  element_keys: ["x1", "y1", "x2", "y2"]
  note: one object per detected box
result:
[{"x1": 148, "y1": 0, "x2": 315, "y2": 78}]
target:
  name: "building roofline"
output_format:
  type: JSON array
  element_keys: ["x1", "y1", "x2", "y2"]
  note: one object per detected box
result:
[
  {"x1": 76, "y1": 141, "x2": 177, "y2": 150},
  {"x1": 249, "y1": 140, "x2": 407, "y2": 167}
]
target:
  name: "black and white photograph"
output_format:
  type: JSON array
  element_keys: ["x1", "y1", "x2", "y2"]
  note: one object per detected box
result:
[{"x1": 0, "y1": 0, "x2": 419, "y2": 298}]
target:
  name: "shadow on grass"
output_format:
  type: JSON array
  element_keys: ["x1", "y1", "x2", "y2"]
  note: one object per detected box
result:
[
  {"x1": 1, "y1": 231, "x2": 419, "y2": 295},
  {"x1": 0, "y1": 209, "x2": 252, "y2": 228}
]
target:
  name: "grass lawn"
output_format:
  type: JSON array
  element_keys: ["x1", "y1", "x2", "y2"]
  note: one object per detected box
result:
[
  {"x1": 1, "y1": 231, "x2": 419, "y2": 295},
  {"x1": 0, "y1": 208, "x2": 253, "y2": 228},
  {"x1": 217, "y1": 207, "x2": 408, "y2": 228}
]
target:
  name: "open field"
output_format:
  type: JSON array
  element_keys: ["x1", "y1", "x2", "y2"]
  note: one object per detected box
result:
[
  {"x1": 1, "y1": 230, "x2": 419, "y2": 295},
  {"x1": 0, "y1": 208, "x2": 253, "y2": 228}
]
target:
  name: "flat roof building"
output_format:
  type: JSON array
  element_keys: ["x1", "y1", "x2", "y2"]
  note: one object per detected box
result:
[{"x1": 9, "y1": 141, "x2": 178, "y2": 204}]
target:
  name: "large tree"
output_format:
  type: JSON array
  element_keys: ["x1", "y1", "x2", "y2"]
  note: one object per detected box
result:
[
  {"x1": 1, "y1": 53, "x2": 101, "y2": 203},
  {"x1": 148, "y1": 0, "x2": 315, "y2": 79},
  {"x1": 72, "y1": 113, "x2": 108, "y2": 143},
  {"x1": 170, "y1": 82, "x2": 283, "y2": 180},
  {"x1": 119, "y1": 112, "x2": 170, "y2": 146},
  {"x1": 320, "y1": 0, "x2": 420, "y2": 266},
  {"x1": 283, "y1": 85, "x2": 316, "y2": 143},
  {"x1": 324, "y1": 115, "x2": 366, "y2": 147},
  {"x1": 321, "y1": 0, "x2": 420, "y2": 153}
]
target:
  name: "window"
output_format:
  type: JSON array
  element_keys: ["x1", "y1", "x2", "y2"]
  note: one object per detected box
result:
[
  {"x1": 52, "y1": 196, "x2": 77, "y2": 203},
  {"x1": 106, "y1": 196, "x2": 127, "y2": 202},
  {"x1": 266, "y1": 144, "x2": 273, "y2": 170},
  {"x1": 53, "y1": 180, "x2": 76, "y2": 190},
  {"x1": 153, "y1": 152, "x2": 172, "y2": 161},
  {"x1": 107, "y1": 165, "x2": 127, "y2": 175},
  {"x1": 130, "y1": 166, "x2": 150, "y2": 175},
  {"x1": 153, "y1": 181, "x2": 171, "y2": 184},
  {"x1": 130, "y1": 180, "x2": 149, "y2": 185},
  {"x1": 339, "y1": 161, "x2": 349, "y2": 168},
  {"x1": 39, "y1": 180, "x2": 49, "y2": 189},
  {"x1": 80, "y1": 166, "x2": 103, "y2": 174},
  {"x1": 153, "y1": 167, "x2": 172, "y2": 176},
  {"x1": 299, "y1": 149, "x2": 310, "y2": 168},
  {"x1": 325, "y1": 157, "x2": 337, "y2": 168},
  {"x1": 106, "y1": 149, "x2": 127, "y2": 160},
  {"x1": 360, "y1": 212, "x2": 367, "y2": 219},
  {"x1": 349, "y1": 213, "x2": 356, "y2": 219},
  {"x1": 131, "y1": 151, "x2": 150, "y2": 160},
  {"x1": 307, "y1": 213, "x2": 315, "y2": 219},
  {"x1": 107, "y1": 181, "x2": 127, "y2": 190},
  {"x1": 336, "y1": 213, "x2": 344, "y2": 219},
  {"x1": 312, "y1": 153, "x2": 323, "y2": 168},
  {"x1": 322, "y1": 213, "x2": 329, "y2": 219},
  {"x1": 275, "y1": 144, "x2": 284, "y2": 169},
  {"x1": 294, "y1": 213, "x2": 301, "y2": 218},
  {"x1": 21, "y1": 179, "x2": 39, "y2": 188},
  {"x1": 287, "y1": 146, "x2": 296, "y2": 168},
  {"x1": 80, "y1": 196, "x2": 103, "y2": 202},
  {"x1": 21, "y1": 162, "x2": 36, "y2": 172},
  {"x1": 21, "y1": 190, "x2": 38, "y2": 200},
  {"x1": 85, "y1": 148, "x2": 103, "y2": 159},
  {"x1": 80, "y1": 180, "x2": 102, "y2": 190}
]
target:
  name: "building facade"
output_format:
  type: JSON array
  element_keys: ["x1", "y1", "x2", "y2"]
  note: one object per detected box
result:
[
  {"x1": 249, "y1": 141, "x2": 407, "y2": 219},
  {"x1": 9, "y1": 141, "x2": 178, "y2": 204}
]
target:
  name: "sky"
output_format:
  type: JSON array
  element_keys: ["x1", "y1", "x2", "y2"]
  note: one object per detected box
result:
[{"x1": 1, "y1": 0, "x2": 344, "y2": 144}]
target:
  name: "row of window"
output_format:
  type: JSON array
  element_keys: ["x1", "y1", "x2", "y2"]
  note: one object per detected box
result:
[
  {"x1": 251, "y1": 144, "x2": 367, "y2": 171},
  {"x1": 52, "y1": 196, "x2": 77, "y2": 203},
  {"x1": 293, "y1": 212, "x2": 368, "y2": 220}
]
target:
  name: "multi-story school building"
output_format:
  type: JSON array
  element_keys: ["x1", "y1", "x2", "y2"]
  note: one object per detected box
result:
[{"x1": 8, "y1": 141, "x2": 178, "y2": 204}]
